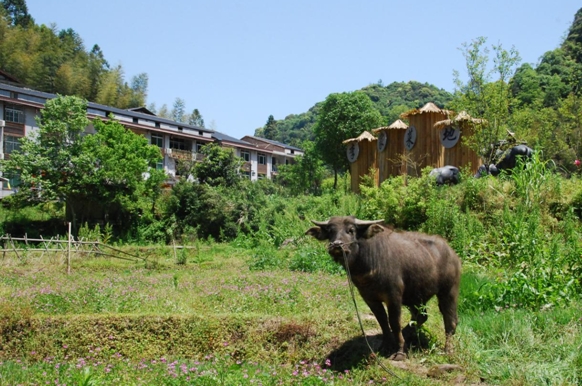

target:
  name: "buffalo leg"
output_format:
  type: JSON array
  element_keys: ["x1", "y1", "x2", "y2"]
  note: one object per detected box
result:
[
  {"x1": 387, "y1": 301, "x2": 406, "y2": 360},
  {"x1": 438, "y1": 289, "x2": 458, "y2": 354},
  {"x1": 364, "y1": 300, "x2": 392, "y2": 350},
  {"x1": 405, "y1": 303, "x2": 428, "y2": 348}
]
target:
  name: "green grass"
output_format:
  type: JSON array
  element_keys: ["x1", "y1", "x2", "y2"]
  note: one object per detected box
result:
[{"x1": 1, "y1": 244, "x2": 581, "y2": 385}]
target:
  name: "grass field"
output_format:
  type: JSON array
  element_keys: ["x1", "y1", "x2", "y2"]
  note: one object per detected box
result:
[{"x1": 1, "y1": 242, "x2": 581, "y2": 385}]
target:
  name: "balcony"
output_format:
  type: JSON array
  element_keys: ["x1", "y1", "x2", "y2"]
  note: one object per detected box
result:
[{"x1": 165, "y1": 148, "x2": 205, "y2": 161}]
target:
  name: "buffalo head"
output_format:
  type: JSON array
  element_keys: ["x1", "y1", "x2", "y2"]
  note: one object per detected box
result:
[{"x1": 305, "y1": 216, "x2": 384, "y2": 264}]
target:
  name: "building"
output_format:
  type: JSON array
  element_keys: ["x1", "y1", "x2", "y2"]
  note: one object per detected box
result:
[{"x1": 0, "y1": 76, "x2": 302, "y2": 196}]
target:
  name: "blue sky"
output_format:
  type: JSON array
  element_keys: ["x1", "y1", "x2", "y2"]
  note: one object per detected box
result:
[{"x1": 26, "y1": 1, "x2": 581, "y2": 139}]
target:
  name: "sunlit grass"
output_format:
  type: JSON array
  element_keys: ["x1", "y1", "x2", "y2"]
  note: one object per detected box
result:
[{"x1": 1, "y1": 243, "x2": 581, "y2": 385}]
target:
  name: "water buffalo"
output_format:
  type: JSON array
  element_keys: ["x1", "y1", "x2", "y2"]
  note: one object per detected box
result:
[
  {"x1": 429, "y1": 165, "x2": 460, "y2": 186},
  {"x1": 306, "y1": 216, "x2": 461, "y2": 360}
]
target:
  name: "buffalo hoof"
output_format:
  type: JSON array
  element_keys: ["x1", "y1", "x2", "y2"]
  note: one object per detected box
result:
[{"x1": 389, "y1": 351, "x2": 407, "y2": 361}]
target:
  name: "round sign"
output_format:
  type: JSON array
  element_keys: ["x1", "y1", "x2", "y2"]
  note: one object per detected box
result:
[
  {"x1": 377, "y1": 131, "x2": 388, "y2": 152},
  {"x1": 346, "y1": 142, "x2": 359, "y2": 163},
  {"x1": 440, "y1": 127, "x2": 460, "y2": 148},
  {"x1": 404, "y1": 125, "x2": 417, "y2": 150}
]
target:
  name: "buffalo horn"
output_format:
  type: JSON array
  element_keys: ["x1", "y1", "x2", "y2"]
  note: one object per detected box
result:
[
  {"x1": 310, "y1": 220, "x2": 329, "y2": 226},
  {"x1": 354, "y1": 219, "x2": 384, "y2": 226}
]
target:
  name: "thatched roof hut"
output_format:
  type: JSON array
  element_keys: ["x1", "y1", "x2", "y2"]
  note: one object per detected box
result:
[
  {"x1": 372, "y1": 120, "x2": 408, "y2": 182},
  {"x1": 401, "y1": 102, "x2": 453, "y2": 119},
  {"x1": 433, "y1": 111, "x2": 484, "y2": 173},
  {"x1": 342, "y1": 130, "x2": 376, "y2": 144},
  {"x1": 343, "y1": 131, "x2": 378, "y2": 193},
  {"x1": 372, "y1": 119, "x2": 408, "y2": 133},
  {"x1": 433, "y1": 111, "x2": 487, "y2": 130}
]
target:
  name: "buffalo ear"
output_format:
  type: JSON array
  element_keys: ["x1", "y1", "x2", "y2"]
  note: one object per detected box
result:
[
  {"x1": 305, "y1": 226, "x2": 328, "y2": 241},
  {"x1": 362, "y1": 224, "x2": 384, "y2": 239}
]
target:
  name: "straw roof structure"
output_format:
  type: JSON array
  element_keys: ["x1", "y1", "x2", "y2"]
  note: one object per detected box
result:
[
  {"x1": 372, "y1": 119, "x2": 408, "y2": 133},
  {"x1": 400, "y1": 102, "x2": 453, "y2": 119},
  {"x1": 433, "y1": 111, "x2": 487, "y2": 130},
  {"x1": 342, "y1": 131, "x2": 376, "y2": 144}
]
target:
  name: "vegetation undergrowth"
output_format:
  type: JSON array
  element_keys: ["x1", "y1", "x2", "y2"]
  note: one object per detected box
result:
[{"x1": 2, "y1": 158, "x2": 582, "y2": 384}]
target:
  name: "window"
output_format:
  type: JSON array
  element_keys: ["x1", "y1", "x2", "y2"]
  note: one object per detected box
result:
[
  {"x1": 151, "y1": 133, "x2": 163, "y2": 147},
  {"x1": 258, "y1": 153, "x2": 266, "y2": 165},
  {"x1": 155, "y1": 159, "x2": 164, "y2": 170},
  {"x1": 195, "y1": 142, "x2": 204, "y2": 153},
  {"x1": 241, "y1": 171, "x2": 251, "y2": 179},
  {"x1": 5, "y1": 105, "x2": 24, "y2": 124},
  {"x1": 170, "y1": 137, "x2": 188, "y2": 150},
  {"x1": 4, "y1": 135, "x2": 21, "y2": 154},
  {"x1": 272, "y1": 157, "x2": 278, "y2": 171},
  {"x1": 241, "y1": 150, "x2": 250, "y2": 162}
]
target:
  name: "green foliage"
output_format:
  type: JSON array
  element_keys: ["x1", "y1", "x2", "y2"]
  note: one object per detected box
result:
[
  {"x1": 3, "y1": 95, "x2": 165, "y2": 237},
  {"x1": 276, "y1": 140, "x2": 327, "y2": 195},
  {"x1": 288, "y1": 244, "x2": 344, "y2": 275},
  {"x1": 188, "y1": 108, "x2": 205, "y2": 127},
  {"x1": 194, "y1": 144, "x2": 243, "y2": 187},
  {"x1": 451, "y1": 37, "x2": 521, "y2": 165},
  {"x1": 262, "y1": 114, "x2": 278, "y2": 140},
  {"x1": 313, "y1": 91, "x2": 384, "y2": 187},
  {"x1": 1, "y1": 0, "x2": 33, "y2": 27},
  {"x1": 269, "y1": 81, "x2": 453, "y2": 148},
  {"x1": 360, "y1": 172, "x2": 434, "y2": 230},
  {"x1": 0, "y1": 14, "x2": 145, "y2": 108}
]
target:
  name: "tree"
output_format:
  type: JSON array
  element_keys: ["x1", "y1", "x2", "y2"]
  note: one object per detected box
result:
[
  {"x1": 188, "y1": 108, "x2": 205, "y2": 127},
  {"x1": 1, "y1": 0, "x2": 33, "y2": 27},
  {"x1": 129, "y1": 73, "x2": 148, "y2": 107},
  {"x1": 194, "y1": 144, "x2": 243, "y2": 187},
  {"x1": 263, "y1": 115, "x2": 278, "y2": 140},
  {"x1": 451, "y1": 37, "x2": 521, "y2": 165},
  {"x1": 3, "y1": 95, "x2": 165, "y2": 235},
  {"x1": 172, "y1": 97, "x2": 186, "y2": 123},
  {"x1": 313, "y1": 91, "x2": 383, "y2": 188},
  {"x1": 277, "y1": 141, "x2": 326, "y2": 195},
  {"x1": 157, "y1": 104, "x2": 170, "y2": 119},
  {"x1": 87, "y1": 44, "x2": 109, "y2": 101}
]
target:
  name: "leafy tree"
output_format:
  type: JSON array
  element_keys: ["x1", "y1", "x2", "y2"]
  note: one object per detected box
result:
[
  {"x1": 1, "y1": 0, "x2": 33, "y2": 27},
  {"x1": 3, "y1": 95, "x2": 165, "y2": 235},
  {"x1": 188, "y1": 108, "x2": 205, "y2": 127},
  {"x1": 451, "y1": 37, "x2": 521, "y2": 165},
  {"x1": 510, "y1": 63, "x2": 543, "y2": 107},
  {"x1": 277, "y1": 141, "x2": 326, "y2": 195},
  {"x1": 157, "y1": 103, "x2": 170, "y2": 119},
  {"x1": 193, "y1": 144, "x2": 243, "y2": 187},
  {"x1": 172, "y1": 97, "x2": 186, "y2": 123},
  {"x1": 263, "y1": 115, "x2": 278, "y2": 140},
  {"x1": 129, "y1": 73, "x2": 148, "y2": 107},
  {"x1": 87, "y1": 44, "x2": 109, "y2": 101},
  {"x1": 313, "y1": 91, "x2": 383, "y2": 188}
]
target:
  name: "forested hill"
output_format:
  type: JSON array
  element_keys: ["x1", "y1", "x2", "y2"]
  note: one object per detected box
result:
[
  {"x1": 257, "y1": 81, "x2": 453, "y2": 147},
  {"x1": 0, "y1": 1, "x2": 148, "y2": 110}
]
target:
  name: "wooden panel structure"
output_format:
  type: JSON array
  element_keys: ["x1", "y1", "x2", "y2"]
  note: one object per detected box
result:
[
  {"x1": 343, "y1": 131, "x2": 378, "y2": 194},
  {"x1": 342, "y1": 105, "x2": 486, "y2": 194},
  {"x1": 434, "y1": 111, "x2": 484, "y2": 175},
  {"x1": 401, "y1": 103, "x2": 451, "y2": 177},
  {"x1": 373, "y1": 119, "x2": 407, "y2": 184}
]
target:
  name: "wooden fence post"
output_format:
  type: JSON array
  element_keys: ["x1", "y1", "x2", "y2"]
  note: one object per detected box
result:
[{"x1": 67, "y1": 222, "x2": 71, "y2": 274}]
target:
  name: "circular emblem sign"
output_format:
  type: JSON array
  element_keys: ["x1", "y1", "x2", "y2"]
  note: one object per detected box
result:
[
  {"x1": 404, "y1": 125, "x2": 417, "y2": 150},
  {"x1": 440, "y1": 126, "x2": 460, "y2": 148},
  {"x1": 346, "y1": 142, "x2": 359, "y2": 163},
  {"x1": 377, "y1": 131, "x2": 388, "y2": 152}
]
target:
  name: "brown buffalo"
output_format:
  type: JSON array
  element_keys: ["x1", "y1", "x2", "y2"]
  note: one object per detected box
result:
[{"x1": 306, "y1": 216, "x2": 461, "y2": 360}]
